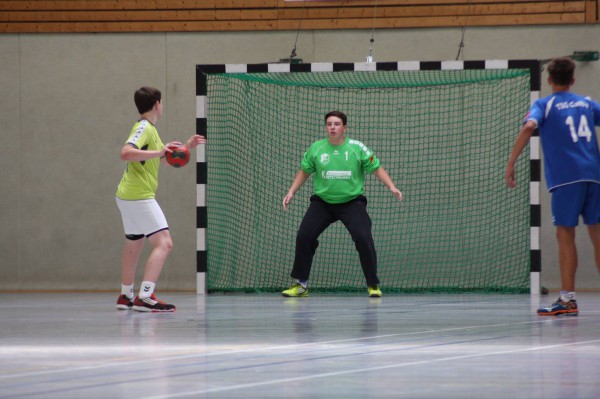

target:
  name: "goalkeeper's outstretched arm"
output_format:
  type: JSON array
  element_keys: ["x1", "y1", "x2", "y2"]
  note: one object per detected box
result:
[
  {"x1": 373, "y1": 167, "x2": 403, "y2": 201},
  {"x1": 283, "y1": 170, "x2": 311, "y2": 210}
]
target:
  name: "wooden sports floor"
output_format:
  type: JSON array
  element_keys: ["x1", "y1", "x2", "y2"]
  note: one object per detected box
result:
[{"x1": 1, "y1": 292, "x2": 599, "y2": 398}]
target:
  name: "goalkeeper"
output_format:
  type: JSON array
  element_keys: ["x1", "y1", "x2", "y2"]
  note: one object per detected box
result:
[{"x1": 282, "y1": 111, "x2": 403, "y2": 298}]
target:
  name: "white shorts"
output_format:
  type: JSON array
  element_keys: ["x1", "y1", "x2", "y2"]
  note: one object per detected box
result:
[{"x1": 116, "y1": 197, "x2": 169, "y2": 238}]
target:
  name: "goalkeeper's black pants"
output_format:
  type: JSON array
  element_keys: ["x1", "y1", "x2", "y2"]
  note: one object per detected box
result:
[{"x1": 290, "y1": 195, "x2": 379, "y2": 286}]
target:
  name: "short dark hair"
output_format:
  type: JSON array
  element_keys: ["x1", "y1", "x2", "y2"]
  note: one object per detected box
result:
[
  {"x1": 134, "y1": 87, "x2": 161, "y2": 114},
  {"x1": 547, "y1": 57, "x2": 575, "y2": 86},
  {"x1": 325, "y1": 111, "x2": 347, "y2": 125}
]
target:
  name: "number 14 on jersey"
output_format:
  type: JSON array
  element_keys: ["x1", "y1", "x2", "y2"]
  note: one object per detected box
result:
[{"x1": 565, "y1": 115, "x2": 592, "y2": 143}]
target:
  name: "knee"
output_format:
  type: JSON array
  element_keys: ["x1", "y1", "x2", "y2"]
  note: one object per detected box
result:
[
  {"x1": 352, "y1": 229, "x2": 373, "y2": 245},
  {"x1": 296, "y1": 227, "x2": 315, "y2": 243},
  {"x1": 154, "y1": 235, "x2": 174, "y2": 253},
  {"x1": 556, "y1": 226, "x2": 576, "y2": 242},
  {"x1": 296, "y1": 230, "x2": 319, "y2": 251},
  {"x1": 163, "y1": 238, "x2": 174, "y2": 253}
]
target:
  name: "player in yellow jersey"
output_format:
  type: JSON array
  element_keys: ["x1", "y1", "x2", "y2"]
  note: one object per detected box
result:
[
  {"x1": 115, "y1": 87, "x2": 206, "y2": 312},
  {"x1": 282, "y1": 111, "x2": 403, "y2": 298}
]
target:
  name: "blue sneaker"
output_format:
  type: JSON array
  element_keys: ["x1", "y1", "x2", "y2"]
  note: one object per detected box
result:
[{"x1": 537, "y1": 298, "x2": 578, "y2": 316}]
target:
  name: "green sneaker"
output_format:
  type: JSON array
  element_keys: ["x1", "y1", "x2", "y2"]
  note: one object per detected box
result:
[
  {"x1": 368, "y1": 285, "x2": 382, "y2": 298},
  {"x1": 282, "y1": 283, "x2": 308, "y2": 297}
]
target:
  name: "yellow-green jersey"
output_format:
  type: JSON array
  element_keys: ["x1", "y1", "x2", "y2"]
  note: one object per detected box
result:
[
  {"x1": 301, "y1": 137, "x2": 381, "y2": 204},
  {"x1": 116, "y1": 119, "x2": 164, "y2": 200}
]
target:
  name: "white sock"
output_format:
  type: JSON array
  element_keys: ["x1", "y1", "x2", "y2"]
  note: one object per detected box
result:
[
  {"x1": 297, "y1": 279, "x2": 308, "y2": 288},
  {"x1": 139, "y1": 281, "x2": 155, "y2": 299},
  {"x1": 121, "y1": 284, "x2": 134, "y2": 299},
  {"x1": 560, "y1": 291, "x2": 575, "y2": 302}
]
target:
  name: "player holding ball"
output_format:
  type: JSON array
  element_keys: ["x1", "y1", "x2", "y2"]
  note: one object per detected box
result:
[{"x1": 115, "y1": 86, "x2": 206, "y2": 312}]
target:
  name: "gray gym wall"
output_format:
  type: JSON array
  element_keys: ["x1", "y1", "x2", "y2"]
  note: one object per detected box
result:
[{"x1": 1, "y1": 25, "x2": 599, "y2": 292}]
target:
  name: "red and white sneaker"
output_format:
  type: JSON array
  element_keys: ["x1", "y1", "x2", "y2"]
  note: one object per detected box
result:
[
  {"x1": 116, "y1": 295, "x2": 134, "y2": 310},
  {"x1": 132, "y1": 294, "x2": 176, "y2": 313}
]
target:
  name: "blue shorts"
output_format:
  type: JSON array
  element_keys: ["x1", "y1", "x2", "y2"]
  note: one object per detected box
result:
[{"x1": 551, "y1": 182, "x2": 600, "y2": 226}]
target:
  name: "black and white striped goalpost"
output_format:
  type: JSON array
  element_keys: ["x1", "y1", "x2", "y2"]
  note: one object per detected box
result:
[{"x1": 195, "y1": 59, "x2": 541, "y2": 296}]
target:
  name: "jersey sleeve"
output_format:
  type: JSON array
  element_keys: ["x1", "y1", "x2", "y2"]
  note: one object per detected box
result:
[
  {"x1": 300, "y1": 148, "x2": 316, "y2": 174},
  {"x1": 354, "y1": 141, "x2": 381, "y2": 173},
  {"x1": 524, "y1": 98, "x2": 546, "y2": 127},
  {"x1": 126, "y1": 122, "x2": 150, "y2": 149},
  {"x1": 363, "y1": 152, "x2": 381, "y2": 173}
]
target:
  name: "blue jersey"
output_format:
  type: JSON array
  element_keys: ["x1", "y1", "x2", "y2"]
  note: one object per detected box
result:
[{"x1": 525, "y1": 91, "x2": 600, "y2": 191}]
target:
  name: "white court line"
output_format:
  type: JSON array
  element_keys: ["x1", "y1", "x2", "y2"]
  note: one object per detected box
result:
[
  {"x1": 146, "y1": 338, "x2": 600, "y2": 399},
  {"x1": 0, "y1": 318, "x2": 588, "y2": 380}
]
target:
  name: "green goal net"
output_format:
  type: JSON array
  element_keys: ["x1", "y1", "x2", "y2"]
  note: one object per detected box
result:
[{"x1": 204, "y1": 68, "x2": 531, "y2": 293}]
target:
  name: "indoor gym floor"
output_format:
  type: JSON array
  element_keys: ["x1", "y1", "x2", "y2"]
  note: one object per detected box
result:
[{"x1": 1, "y1": 291, "x2": 599, "y2": 399}]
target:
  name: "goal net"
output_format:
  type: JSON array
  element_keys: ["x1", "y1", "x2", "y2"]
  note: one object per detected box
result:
[{"x1": 201, "y1": 65, "x2": 532, "y2": 293}]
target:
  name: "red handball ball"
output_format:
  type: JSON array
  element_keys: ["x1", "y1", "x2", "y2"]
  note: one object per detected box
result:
[{"x1": 165, "y1": 145, "x2": 190, "y2": 168}]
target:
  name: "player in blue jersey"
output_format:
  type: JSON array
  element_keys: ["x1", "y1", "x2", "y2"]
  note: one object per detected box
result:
[{"x1": 505, "y1": 57, "x2": 600, "y2": 316}]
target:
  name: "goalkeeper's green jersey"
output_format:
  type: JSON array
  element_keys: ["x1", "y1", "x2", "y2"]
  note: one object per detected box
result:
[
  {"x1": 116, "y1": 119, "x2": 164, "y2": 200},
  {"x1": 301, "y1": 137, "x2": 381, "y2": 204}
]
